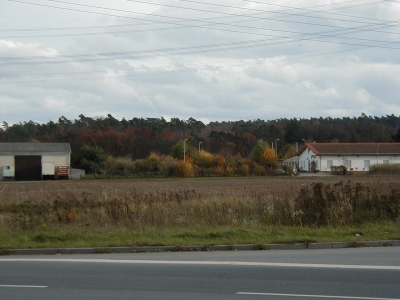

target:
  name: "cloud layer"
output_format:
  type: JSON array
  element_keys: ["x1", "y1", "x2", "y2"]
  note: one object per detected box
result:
[{"x1": 1, "y1": 0, "x2": 399, "y2": 124}]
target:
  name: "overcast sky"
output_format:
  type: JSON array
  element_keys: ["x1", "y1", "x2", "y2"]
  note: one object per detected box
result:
[{"x1": 1, "y1": 0, "x2": 399, "y2": 125}]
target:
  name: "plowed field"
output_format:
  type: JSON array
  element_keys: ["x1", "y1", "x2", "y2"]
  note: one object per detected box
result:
[{"x1": 0, "y1": 175, "x2": 396, "y2": 204}]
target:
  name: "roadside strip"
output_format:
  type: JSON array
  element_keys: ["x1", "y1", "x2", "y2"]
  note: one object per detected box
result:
[{"x1": 1, "y1": 240, "x2": 399, "y2": 256}]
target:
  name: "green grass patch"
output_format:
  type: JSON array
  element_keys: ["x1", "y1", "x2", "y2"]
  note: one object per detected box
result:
[{"x1": 0, "y1": 222, "x2": 398, "y2": 249}]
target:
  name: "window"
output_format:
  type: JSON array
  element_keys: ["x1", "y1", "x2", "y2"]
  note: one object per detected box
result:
[
  {"x1": 364, "y1": 160, "x2": 370, "y2": 170},
  {"x1": 327, "y1": 160, "x2": 332, "y2": 169},
  {"x1": 383, "y1": 160, "x2": 389, "y2": 164}
]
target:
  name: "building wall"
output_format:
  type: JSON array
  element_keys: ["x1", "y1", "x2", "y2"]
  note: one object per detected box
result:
[
  {"x1": 319, "y1": 155, "x2": 400, "y2": 172},
  {"x1": 0, "y1": 154, "x2": 70, "y2": 180},
  {"x1": 298, "y1": 148, "x2": 320, "y2": 171},
  {"x1": 42, "y1": 155, "x2": 70, "y2": 167},
  {"x1": 0, "y1": 155, "x2": 15, "y2": 180},
  {"x1": 298, "y1": 149, "x2": 399, "y2": 172}
]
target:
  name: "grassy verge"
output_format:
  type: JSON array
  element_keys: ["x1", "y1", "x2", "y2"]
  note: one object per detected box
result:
[
  {"x1": 0, "y1": 180, "x2": 398, "y2": 249},
  {"x1": 0, "y1": 222, "x2": 399, "y2": 249}
]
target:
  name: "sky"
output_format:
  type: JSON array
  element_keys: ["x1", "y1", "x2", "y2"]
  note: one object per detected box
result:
[{"x1": 0, "y1": 0, "x2": 399, "y2": 125}]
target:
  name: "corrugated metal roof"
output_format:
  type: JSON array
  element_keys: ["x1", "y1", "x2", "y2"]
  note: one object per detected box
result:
[
  {"x1": 0, "y1": 143, "x2": 71, "y2": 155},
  {"x1": 300, "y1": 143, "x2": 400, "y2": 156}
]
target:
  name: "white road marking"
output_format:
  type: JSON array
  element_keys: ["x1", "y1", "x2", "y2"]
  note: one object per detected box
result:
[
  {"x1": 0, "y1": 258, "x2": 399, "y2": 270},
  {"x1": 0, "y1": 285, "x2": 47, "y2": 288},
  {"x1": 236, "y1": 292, "x2": 400, "y2": 300}
]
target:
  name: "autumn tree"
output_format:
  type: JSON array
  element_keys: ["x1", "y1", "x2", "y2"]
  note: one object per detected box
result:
[
  {"x1": 259, "y1": 147, "x2": 278, "y2": 169},
  {"x1": 193, "y1": 150, "x2": 214, "y2": 168},
  {"x1": 171, "y1": 139, "x2": 194, "y2": 160},
  {"x1": 251, "y1": 139, "x2": 269, "y2": 164}
]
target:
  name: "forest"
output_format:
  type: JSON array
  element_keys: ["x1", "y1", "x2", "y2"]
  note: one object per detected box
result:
[{"x1": 1, "y1": 113, "x2": 399, "y2": 175}]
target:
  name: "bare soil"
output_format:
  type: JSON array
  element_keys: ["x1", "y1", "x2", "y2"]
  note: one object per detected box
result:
[{"x1": 0, "y1": 174, "x2": 396, "y2": 205}]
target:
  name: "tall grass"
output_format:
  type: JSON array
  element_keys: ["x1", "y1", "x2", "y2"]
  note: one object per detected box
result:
[
  {"x1": 369, "y1": 163, "x2": 400, "y2": 175},
  {"x1": 0, "y1": 182, "x2": 398, "y2": 232}
]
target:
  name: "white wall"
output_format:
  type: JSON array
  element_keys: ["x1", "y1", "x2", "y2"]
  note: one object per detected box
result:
[
  {"x1": 0, "y1": 155, "x2": 15, "y2": 180},
  {"x1": 298, "y1": 147, "x2": 321, "y2": 171},
  {"x1": 42, "y1": 155, "x2": 70, "y2": 167},
  {"x1": 320, "y1": 155, "x2": 399, "y2": 172},
  {"x1": 299, "y1": 152, "x2": 400, "y2": 172},
  {"x1": 0, "y1": 154, "x2": 70, "y2": 180}
]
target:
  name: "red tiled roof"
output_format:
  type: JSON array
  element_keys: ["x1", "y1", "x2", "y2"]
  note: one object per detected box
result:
[{"x1": 301, "y1": 143, "x2": 400, "y2": 156}]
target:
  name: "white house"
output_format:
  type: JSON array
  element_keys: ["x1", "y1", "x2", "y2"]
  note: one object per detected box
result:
[
  {"x1": 297, "y1": 143, "x2": 400, "y2": 172},
  {"x1": 0, "y1": 143, "x2": 71, "y2": 181}
]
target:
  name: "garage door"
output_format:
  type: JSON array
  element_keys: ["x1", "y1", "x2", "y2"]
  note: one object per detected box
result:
[{"x1": 15, "y1": 156, "x2": 42, "y2": 181}]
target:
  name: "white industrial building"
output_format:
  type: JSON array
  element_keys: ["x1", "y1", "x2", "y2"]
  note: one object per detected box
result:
[
  {"x1": 0, "y1": 143, "x2": 71, "y2": 181},
  {"x1": 296, "y1": 143, "x2": 400, "y2": 172}
]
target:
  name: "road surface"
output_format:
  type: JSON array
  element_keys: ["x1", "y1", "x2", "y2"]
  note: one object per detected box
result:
[{"x1": 1, "y1": 247, "x2": 399, "y2": 299}]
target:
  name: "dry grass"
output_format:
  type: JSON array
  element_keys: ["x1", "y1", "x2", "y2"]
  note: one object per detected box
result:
[
  {"x1": 1, "y1": 176, "x2": 399, "y2": 249},
  {"x1": 0, "y1": 176, "x2": 398, "y2": 232}
]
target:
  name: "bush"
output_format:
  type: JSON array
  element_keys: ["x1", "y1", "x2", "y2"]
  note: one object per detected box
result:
[
  {"x1": 105, "y1": 156, "x2": 135, "y2": 176},
  {"x1": 235, "y1": 164, "x2": 249, "y2": 176},
  {"x1": 369, "y1": 163, "x2": 400, "y2": 175},
  {"x1": 330, "y1": 165, "x2": 347, "y2": 175},
  {"x1": 161, "y1": 156, "x2": 178, "y2": 176},
  {"x1": 294, "y1": 182, "x2": 399, "y2": 226},
  {"x1": 175, "y1": 160, "x2": 194, "y2": 177},
  {"x1": 254, "y1": 164, "x2": 266, "y2": 176}
]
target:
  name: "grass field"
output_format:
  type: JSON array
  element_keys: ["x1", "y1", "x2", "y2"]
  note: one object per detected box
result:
[{"x1": 0, "y1": 175, "x2": 399, "y2": 249}]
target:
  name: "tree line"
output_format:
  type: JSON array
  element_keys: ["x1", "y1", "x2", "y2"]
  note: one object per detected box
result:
[{"x1": 0, "y1": 113, "x2": 399, "y2": 175}]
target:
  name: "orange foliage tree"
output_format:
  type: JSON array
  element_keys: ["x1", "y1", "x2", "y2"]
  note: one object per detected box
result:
[{"x1": 260, "y1": 148, "x2": 278, "y2": 169}]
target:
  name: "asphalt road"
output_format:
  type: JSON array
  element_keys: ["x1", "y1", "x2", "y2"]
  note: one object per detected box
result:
[{"x1": 1, "y1": 247, "x2": 399, "y2": 300}]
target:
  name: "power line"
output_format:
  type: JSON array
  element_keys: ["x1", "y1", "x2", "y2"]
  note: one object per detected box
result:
[
  {"x1": 2, "y1": 14, "x2": 398, "y2": 41},
  {"x1": 7, "y1": 0, "x2": 399, "y2": 33},
  {"x1": 2, "y1": 32, "x2": 398, "y2": 66},
  {"x1": 121, "y1": 0, "x2": 393, "y2": 24},
  {"x1": 1, "y1": 1, "x2": 398, "y2": 65},
  {"x1": 0, "y1": 0, "x2": 378, "y2": 32},
  {"x1": 4, "y1": 0, "x2": 398, "y2": 52},
  {"x1": 2, "y1": 6, "x2": 399, "y2": 39},
  {"x1": 0, "y1": 45, "x2": 379, "y2": 84},
  {"x1": 1, "y1": 0, "x2": 397, "y2": 69}
]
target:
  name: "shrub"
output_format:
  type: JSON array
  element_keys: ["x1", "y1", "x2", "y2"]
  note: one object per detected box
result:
[
  {"x1": 294, "y1": 181, "x2": 399, "y2": 226},
  {"x1": 253, "y1": 164, "x2": 266, "y2": 176},
  {"x1": 369, "y1": 163, "x2": 400, "y2": 175},
  {"x1": 235, "y1": 164, "x2": 249, "y2": 176},
  {"x1": 175, "y1": 160, "x2": 194, "y2": 177},
  {"x1": 105, "y1": 156, "x2": 135, "y2": 176},
  {"x1": 161, "y1": 156, "x2": 178, "y2": 176},
  {"x1": 330, "y1": 165, "x2": 347, "y2": 175}
]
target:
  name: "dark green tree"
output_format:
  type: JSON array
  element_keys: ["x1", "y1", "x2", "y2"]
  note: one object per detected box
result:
[
  {"x1": 77, "y1": 144, "x2": 109, "y2": 174},
  {"x1": 392, "y1": 128, "x2": 400, "y2": 142}
]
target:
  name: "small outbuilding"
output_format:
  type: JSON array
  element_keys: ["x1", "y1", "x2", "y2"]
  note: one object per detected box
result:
[
  {"x1": 0, "y1": 143, "x2": 71, "y2": 181},
  {"x1": 297, "y1": 143, "x2": 400, "y2": 172}
]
